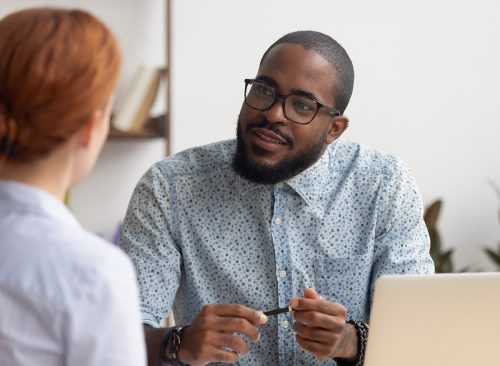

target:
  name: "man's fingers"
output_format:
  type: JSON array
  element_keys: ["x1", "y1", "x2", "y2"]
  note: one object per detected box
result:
[
  {"x1": 215, "y1": 317, "x2": 262, "y2": 341},
  {"x1": 295, "y1": 334, "x2": 335, "y2": 360},
  {"x1": 181, "y1": 304, "x2": 268, "y2": 365},
  {"x1": 290, "y1": 290, "x2": 351, "y2": 361},
  {"x1": 180, "y1": 329, "x2": 252, "y2": 364},
  {"x1": 201, "y1": 304, "x2": 268, "y2": 325},
  {"x1": 293, "y1": 309, "x2": 346, "y2": 330},
  {"x1": 211, "y1": 348, "x2": 239, "y2": 364},
  {"x1": 196, "y1": 312, "x2": 262, "y2": 341},
  {"x1": 303, "y1": 287, "x2": 321, "y2": 300},
  {"x1": 191, "y1": 330, "x2": 250, "y2": 354},
  {"x1": 291, "y1": 297, "x2": 347, "y2": 317},
  {"x1": 214, "y1": 333, "x2": 250, "y2": 355},
  {"x1": 293, "y1": 321, "x2": 343, "y2": 344},
  {"x1": 197, "y1": 304, "x2": 267, "y2": 341}
]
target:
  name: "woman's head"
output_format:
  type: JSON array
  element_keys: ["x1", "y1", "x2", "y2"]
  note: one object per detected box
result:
[{"x1": 0, "y1": 7, "x2": 121, "y2": 163}]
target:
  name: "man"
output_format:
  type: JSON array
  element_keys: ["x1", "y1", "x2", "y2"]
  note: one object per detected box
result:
[{"x1": 120, "y1": 31, "x2": 434, "y2": 365}]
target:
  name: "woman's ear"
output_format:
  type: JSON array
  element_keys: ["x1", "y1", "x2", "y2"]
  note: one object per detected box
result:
[
  {"x1": 77, "y1": 110, "x2": 104, "y2": 148},
  {"x1": 325, "y1": 114, "x2": 349, "y2": 144}
]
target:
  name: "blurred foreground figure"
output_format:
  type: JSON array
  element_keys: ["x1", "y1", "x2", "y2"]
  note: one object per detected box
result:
[{"x1": 0, "y1": 7, "x2": 146, "y2": 366}]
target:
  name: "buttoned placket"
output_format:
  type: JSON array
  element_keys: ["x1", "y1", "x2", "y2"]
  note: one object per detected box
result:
[{"x1": 271, "y1": 182, "x2": 295, "y2": 365}]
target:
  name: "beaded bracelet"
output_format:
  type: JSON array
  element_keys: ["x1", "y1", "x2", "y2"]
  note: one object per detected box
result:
[{"x1": 334, "y1": 320, "x2": 369, "y2": 366}]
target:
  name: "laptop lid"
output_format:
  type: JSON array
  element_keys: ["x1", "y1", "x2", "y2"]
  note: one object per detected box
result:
[{"x1": 365, "y1": 273, "x2": 500, "y2": 366}]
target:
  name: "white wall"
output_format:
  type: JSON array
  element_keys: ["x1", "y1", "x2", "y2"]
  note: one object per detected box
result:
[
  {"x1": 171, "y1": 0, "x2": 500, "y2": 270},
  {"x1": 2, "y1": 1, "x2": 499, "y2": 270}
]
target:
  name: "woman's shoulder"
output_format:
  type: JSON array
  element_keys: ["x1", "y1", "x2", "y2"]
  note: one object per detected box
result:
[{"x1": 0, "y1": 223, "x2": 136, "y2": 311}]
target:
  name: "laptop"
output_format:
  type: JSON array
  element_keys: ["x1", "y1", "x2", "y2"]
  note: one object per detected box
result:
[{"x1": 365, "y1": 273, "x2": 500, "y2": 366}]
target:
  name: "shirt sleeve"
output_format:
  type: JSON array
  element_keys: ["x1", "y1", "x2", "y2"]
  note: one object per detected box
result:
[
  {"x1": 119, "y1": 163, "x2": 182, "y2": 327},
  {"x1": 65, "y1": 253, "x2": 147, "y2": 366},
  {"x1": 370, "y1": 156, "x2": 435, "y2": 300}
]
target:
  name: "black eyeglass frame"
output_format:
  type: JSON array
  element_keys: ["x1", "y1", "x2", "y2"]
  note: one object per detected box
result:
[{"x1": 244, "y1": 78, "x2": 340, "y2": 125}]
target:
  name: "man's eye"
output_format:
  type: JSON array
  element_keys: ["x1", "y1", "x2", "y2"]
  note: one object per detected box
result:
[
  {"x1": 293, "y1": 101, "x2": 314, "y2": 112},
  {"x1": 256, "y1": 85, "x2": 273, "y2": 96}
]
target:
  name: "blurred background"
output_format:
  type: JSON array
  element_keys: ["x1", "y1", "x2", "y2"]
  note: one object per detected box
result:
[{"x1": 1, "y1": 0, "x2": 499, "y2": 271}]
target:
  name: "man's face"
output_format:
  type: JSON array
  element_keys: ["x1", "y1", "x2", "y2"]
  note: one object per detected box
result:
[{"x1": 233, "y1": 43, "x2": 348, "y2": 184}]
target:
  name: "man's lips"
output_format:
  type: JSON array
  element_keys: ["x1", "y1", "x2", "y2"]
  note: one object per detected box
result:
[{"x1": 251, "y1": 127, "x2": 288, "y2": 145}]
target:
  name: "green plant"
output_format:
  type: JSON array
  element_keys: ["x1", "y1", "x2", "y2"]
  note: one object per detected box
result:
[
  {"x1": 424, "y1": 199, "x2": 455, "y2": 273},
  {"x1": 483, "y1": 180, "x2": 500, "y2": 270},
  {"x1": 484, "y1": 245, "x2": 500, "y2": 269},
  {"x1": 64, "y1": 190, "x2": 71, "y2": 208}
]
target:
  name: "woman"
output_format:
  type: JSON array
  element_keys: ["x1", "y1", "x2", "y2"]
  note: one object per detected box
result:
[{"x1": 0, "y1": 8, "x2": 145, "y2": 365}]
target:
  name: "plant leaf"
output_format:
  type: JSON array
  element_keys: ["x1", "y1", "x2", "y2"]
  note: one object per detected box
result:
[
  {"x1": 436, "y1": 249, "x2": 454, "y2": 273},
  {"x1": 486, "y1": 180, "x2": 500, "y2": 223},
  {"x1": 487, "y1": 179, "x2": 500, "y2": 201},
  {"x1": 484, "y1": 248, "x2": 500, "y2": 266},
  {"x1": 440, "y1": 249, "x2": 454, "y2": 262},
  {"x1": 424, "y1": 199, "x2": 442, "y2": 227},
  {"x1": 428, "y1": 228, "x2": 441, "y2": 256}
]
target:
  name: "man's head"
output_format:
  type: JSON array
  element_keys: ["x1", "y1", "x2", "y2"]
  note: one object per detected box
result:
[{"x1": 233, "y1": 31, "x2": 354, "y2": 184}]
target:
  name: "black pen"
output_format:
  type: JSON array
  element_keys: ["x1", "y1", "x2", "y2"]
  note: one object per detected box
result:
[{"x1": 263, "y1": 306, "x2": 293, "y2": 316}]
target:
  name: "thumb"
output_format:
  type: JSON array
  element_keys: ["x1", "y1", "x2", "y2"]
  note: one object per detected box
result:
[{"x1": 303, "y1": 288, "x2": 321, "y2": 300}]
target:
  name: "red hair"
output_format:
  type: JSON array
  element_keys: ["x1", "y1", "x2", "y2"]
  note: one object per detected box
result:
[{"x1": 0, "y1": 7, "x2": 121, "y2": 162}]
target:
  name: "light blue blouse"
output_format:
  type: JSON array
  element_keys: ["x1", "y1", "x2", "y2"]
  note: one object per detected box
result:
[{"x1": 0, "y1": 180, "x2": 146, "y2": 366}]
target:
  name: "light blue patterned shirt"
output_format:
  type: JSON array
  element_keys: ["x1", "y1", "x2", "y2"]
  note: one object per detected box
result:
[{"x1": 120, "y1": 138, "x2": 434, "y2": 365}]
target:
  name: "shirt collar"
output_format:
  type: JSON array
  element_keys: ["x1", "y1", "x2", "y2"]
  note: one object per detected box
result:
[
  {"x1": 0, "y1": 179, "x2": 80, "y2": 228},
  {"x1": 234, "y1": 171, "x2": 265, "y2": 195},
  {"x1": 284, "y1": 142, "x2": 337, "y2": 205},
  {"x1": 233, "y1": 141, "x2": 338, "y2": 203}
]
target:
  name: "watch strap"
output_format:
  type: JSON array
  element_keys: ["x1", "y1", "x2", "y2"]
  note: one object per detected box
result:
[{"x1": 159, "y1": 324, "x2": 190, "y2": 365}]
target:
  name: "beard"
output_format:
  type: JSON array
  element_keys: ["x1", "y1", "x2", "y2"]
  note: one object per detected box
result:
[{"x1": 232, "y1": 117, "x2": 327, "y2": 185}]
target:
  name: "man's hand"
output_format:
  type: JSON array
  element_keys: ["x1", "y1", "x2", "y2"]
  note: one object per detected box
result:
[
  {"x1": 177, "y1": 304, "x2": 268, "y2": 365},
  {"x1": 290, "y1": 288, "x2": 358, "y2": 360}
]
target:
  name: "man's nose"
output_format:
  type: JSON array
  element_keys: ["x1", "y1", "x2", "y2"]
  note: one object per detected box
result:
[{"x1": 263, "y1": 97, "x2": 287, "y2": 124}]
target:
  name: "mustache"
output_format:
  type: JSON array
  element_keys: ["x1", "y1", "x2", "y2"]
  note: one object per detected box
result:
[{"x1": 245, "y1": 120, "x2": 293, "y2": 145}]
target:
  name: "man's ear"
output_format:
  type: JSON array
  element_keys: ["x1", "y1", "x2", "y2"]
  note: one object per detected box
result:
[
  {"x1": 76, "y1": 110, "x2": 103, "y2": 148},
  {"x1": 325, "y1": 114, "x2": 349, "y2": 144}
]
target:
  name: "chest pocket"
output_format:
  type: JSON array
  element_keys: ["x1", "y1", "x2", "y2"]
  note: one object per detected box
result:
[{"x1": 314, "y1": 253, "x2": 372, "y2": 321}]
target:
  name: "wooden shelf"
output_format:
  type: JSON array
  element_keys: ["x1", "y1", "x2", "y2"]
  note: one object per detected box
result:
[
  {"x1": 108, "y1": 112, "x2": 167, "y2": 140},
  {"x1": 106, "y1": 0, "x2": 171, "y2": 155},
  {"x1": 108, "y1": 128, "x2": 163, "y2": 139}
]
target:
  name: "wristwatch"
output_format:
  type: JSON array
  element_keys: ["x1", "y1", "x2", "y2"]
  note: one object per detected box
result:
[{"x1": 159, "y1": 324, "x2": 190, "y2": 365}]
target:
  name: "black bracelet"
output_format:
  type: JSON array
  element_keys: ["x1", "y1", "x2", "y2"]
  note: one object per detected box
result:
[
  {"x1": 334, "y1": 320, "x2": 369, "y2": 366},
  {"x1": 158, "y1": 324, "x2": 190, "y2": 365}
]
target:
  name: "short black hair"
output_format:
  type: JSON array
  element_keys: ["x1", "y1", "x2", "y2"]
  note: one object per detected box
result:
[{"x1": 260, "y1": 31, "x2": 354, "y2": 114}]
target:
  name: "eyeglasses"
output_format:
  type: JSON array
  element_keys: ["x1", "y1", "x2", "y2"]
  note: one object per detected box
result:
[{"x1": 244, "y1": 78, "x2": 340, "y2": 125}]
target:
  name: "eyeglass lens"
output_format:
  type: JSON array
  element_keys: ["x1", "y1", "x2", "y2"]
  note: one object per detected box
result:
[{"x1": 245, "y1": 81, "x2": 318, "y2": 124}]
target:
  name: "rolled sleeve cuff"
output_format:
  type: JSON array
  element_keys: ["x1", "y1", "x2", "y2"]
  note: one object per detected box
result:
[{"x1": 141, "y1": 308, "x2": 162, "y2": 328}]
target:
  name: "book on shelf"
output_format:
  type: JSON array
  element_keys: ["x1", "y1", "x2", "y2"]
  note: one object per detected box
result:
[{"x1": 112, "y1": 65, "x2": 163, "y2": 132}]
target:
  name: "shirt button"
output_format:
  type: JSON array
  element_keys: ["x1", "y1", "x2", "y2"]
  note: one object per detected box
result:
[
  {"x1": 279, "y1": 270, "x2": 287, "y2": 278},
  {"x1": 276, "y1": 182, "x2": 284, "y2": 188},
  {"x1": 274, "y1": 217, "x2": 282, "y2": 225},
  {"x1": 281, "y1": 320, "x2": 289, "y2": 328}
]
